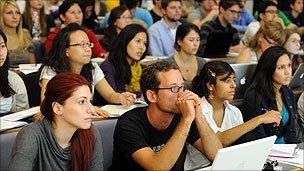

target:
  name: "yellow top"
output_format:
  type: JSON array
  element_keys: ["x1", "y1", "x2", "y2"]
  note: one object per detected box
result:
[{"x1": 125, "y1": 62, "x2": 142, "y2": 93}]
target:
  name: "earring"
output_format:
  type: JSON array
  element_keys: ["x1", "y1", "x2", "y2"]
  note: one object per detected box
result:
[{"x1": 208, "y1": 91, "x2": 214, "y2": 100}]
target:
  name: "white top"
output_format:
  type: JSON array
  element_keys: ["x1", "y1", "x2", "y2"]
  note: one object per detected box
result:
[
  {"x1": 185, "y1": 97, "x2": 243, "y2": 170},
  {"x1": 0, "y1": 71, "x2": 29, "y2": 114},
  {"x1": 241, "y1": 21, "x2": 260, "y2": 46},
  {"x1": 39, "y1": 62, "x2": 105, "y2": 93}
]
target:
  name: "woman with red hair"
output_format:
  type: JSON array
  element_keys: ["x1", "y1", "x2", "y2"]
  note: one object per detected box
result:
[{"x1": 9, "y1": 72, "x2": 104, "y2": 170}]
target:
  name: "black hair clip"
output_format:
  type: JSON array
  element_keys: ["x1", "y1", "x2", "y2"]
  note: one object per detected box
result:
[{"x1": 262, "y1": 160, "x2": 278, "y2": 171}]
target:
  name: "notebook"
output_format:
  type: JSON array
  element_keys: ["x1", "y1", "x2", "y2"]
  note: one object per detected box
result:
[
  {"x1": 199, "y1": 136, "x2": 277, "y2": 170},
  {"x1": 230, "y1": 63, "x2": 257, "y2": 99},
  {"x1": 204, "y1": 32, "x2": 233, "y2": 57},
  {"x1": 289, "y1": 63, "x2": 304, "y2": 89}
]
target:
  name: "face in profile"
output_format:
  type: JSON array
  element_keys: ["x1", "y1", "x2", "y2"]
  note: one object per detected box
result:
[
  {"x1": 2, "y1": 3, "x2": 21, "y2": 29},
  {"x1": 0, "y1": 35, "x2": 7, "y2": 67},
  {"x1": 178, "y1": 30, "x2": 200, "y2": 55},
  {"x1": 272, "y1": 54, "x2": 292, "y2": 87},
  {"x1": 127, "y1": 32, "x2": 147, "y2": 63},
  {"x1": 56, "y1": 85, "x2": 94, "y2": 130},
  {"x1": 66, "y1": 30, "x2": 92, "y2": 67},
  {"x1": 210, "y1": 73, "x2": 236, "y2": 101},
  {"x1": 29, "y1": 0, "x2": 44, "y2": 10}
]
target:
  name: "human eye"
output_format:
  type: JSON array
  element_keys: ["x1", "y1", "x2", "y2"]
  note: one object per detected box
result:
[
  {"x1": 0, "y1": 43, "x2": 5, "y2": 48},
  {"x1": 78, "y1": 99, "x2": 85, "y2": 105}
]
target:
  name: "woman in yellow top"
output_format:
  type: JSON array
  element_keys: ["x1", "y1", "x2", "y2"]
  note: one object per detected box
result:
[{"x1": 97, "y1": 24, "x2": 148, "y2": 105}]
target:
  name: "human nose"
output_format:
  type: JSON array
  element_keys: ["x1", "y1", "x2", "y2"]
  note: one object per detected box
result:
[{"x1": 87, "y1": 102, "x2": 95, "y2": 114}]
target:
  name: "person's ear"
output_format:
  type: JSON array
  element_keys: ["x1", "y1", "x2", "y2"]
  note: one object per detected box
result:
[
  {"x1": 177, "y1": 39, "x2": 182, "y2": 47},
  {"x1": 219, "y1": 6, "x2": 225, "y2": 14},
  {"x1": 207, "y1": 82, "x2": 214, "y2": 91},
  {"x1": 52, "y1": 102, "x2": 63, "y2": 116},
  {"x1": 65, "y1": 50, "x2": 70, "y2": 57},
  {"x1": 60, "y1": 14, "x2": 66, "y2": 22},
  {"x1": 259, "y1": 13, "x2": 265, "y2": 21},
  {"x1": 146, "y1": 90, "x2": 158, "y2": 103}
]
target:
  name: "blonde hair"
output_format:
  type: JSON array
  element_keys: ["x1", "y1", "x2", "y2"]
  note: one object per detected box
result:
[
  {"x1": 249, "y1": 21, "x2": 286, "y2": 51},
  {"x1": 0, "y1": 0, "x2": 32, "y2": 49}
]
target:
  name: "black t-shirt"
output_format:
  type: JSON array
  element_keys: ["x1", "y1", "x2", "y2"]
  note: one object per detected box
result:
[
  {"x1": 109, "y1": 107, "x2": 200, "y2": 171},
  {"x1": 149, "y1": 10, "x2": 162, "y2": 23}
]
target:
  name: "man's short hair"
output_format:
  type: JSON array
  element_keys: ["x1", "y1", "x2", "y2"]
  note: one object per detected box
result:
[
  {"x1": 140, "y1": 61, "x2": 179, "y2": 104},
  {"x1": 219, "y1": 0, "x2": 243, "y2": 10},
  {"x1": 257, "y1": 1, "x2": 277, "y2": 18},
  {"x1": 161, "y1": 0, "x2": 182, "y2": 9}
]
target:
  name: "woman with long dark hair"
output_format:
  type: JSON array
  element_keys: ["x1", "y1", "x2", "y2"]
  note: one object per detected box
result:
[
  {"x1": 242, "y1": 45, "x2": 298, "y2": 143},
  {"x1": 0, "y1": 29, "x2": 28, "y2": 115},
  {"x1": 9, "y1": 72, "x2": 103, "y2": 170},
  {"x1": 40, "y1": 23, "x2": 136, "y2": 118},
  {"x1": 100, "y1": 24, "x2": 148, "y2": 98}
]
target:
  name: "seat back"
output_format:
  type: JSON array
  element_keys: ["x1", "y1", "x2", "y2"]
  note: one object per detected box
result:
[
  {"x1": 0, "y1": 131, "x2": 18, "y2": 170},
  {"x1": 21, "y1": 71, "x2": 41, "y2": 107},
  {"x1": 94, "y1": 119, "x2": 118, "y2": 170}
]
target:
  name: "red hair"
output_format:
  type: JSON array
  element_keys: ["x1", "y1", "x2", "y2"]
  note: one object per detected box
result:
[{"x1": 40, "y1": 72, "x2": 94, "y2": 171}]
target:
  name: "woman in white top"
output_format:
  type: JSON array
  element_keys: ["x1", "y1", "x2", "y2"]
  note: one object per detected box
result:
[
  {"x1": 184, "y1": 61, "x2": 281, "y2": 170},
  {"x1": 236, "y1": 21, "x2": 286, "y2": 64},
  {"x1": 40, "y1": 23, "x2": 136, "y2": 119},
  {"x1": 0, "y1": 29, "x2": 29, "y2": 115}
]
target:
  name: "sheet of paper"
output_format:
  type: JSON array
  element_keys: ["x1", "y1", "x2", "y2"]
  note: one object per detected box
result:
[
  {"x1": 0, "y1": 120, "x2": 27, "y2": 132},
  {"x1": 100, "y1": 103, "x2": 147, "y2": 117},
  {"x1": 17, "y1": 64, "x2": 41, "y2": 74},
  {"x1": 269, "y1": 144, "x2": 298, "y2": 158},
  {"x1": 1, "y1": 106, "x2": 40, "y2": 121},
  {"x1": 268, "y1": 149, "x2": 304, "y2": 168}
]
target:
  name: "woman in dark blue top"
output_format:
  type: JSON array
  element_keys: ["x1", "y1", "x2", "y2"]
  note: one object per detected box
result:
[{"x1": 242, "y1": 46, "x2": 299, "y2": 144}]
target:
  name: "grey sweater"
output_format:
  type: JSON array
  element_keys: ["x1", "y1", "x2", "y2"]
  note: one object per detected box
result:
[{"x1": 8, "y1": 119, "x2": 104, "y2": 171}]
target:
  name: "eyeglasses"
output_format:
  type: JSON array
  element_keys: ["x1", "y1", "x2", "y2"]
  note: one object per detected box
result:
[
  {"x1": 288, "y1": 38, "x2": 302, "y2": 44},
  {"x1": 119, "y1": 16, "x2": 132, "y2": 20},
  {"x1": 263, "y1": 35, "x2": 277, "y2": 46},
  {"x1": 227, "y1": 9, "x2": 242, "y2": 16},
  {"x1": 155, "y1": 85, "x2": 187, "y2": 93},
  {"x1": 68, "y1": 42, "x2": 94, "y2": 48},
  {"x1": 265, "y1": 10, "x2": 278, "y2": 14}
]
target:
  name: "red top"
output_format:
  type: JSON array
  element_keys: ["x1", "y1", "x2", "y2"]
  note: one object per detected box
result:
[{"x1": 44, "y1": 28, "x2": 106, "y2": 58}]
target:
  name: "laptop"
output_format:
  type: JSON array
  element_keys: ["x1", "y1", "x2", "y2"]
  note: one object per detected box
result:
[
  {"x1": 230, "y1": 63, "x2": 257, "y2": 99},
  {"x1": 289, "y1": 63, "x2": 304, "y2": 89},
  {"x1": 199, "y1": 136, "x2": 277, "y2": 170},
  {"x1": 204, "y1": 32, "x2": 233, "y2": 58}
]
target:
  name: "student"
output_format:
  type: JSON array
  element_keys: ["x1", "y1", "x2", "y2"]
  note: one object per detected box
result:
[
  {"x1": 0, "y1": 0, "x2": 35, "y2": 66},
  {"x1": 9, "y1": 72, "x2": 103, "y2": 170},
  {"x1": 236, "y1": 21, "x2": 286, "y2": 64},
  {"x1": 22, "y1": 0, "x2": 55, "y2": 42},
  {"x1": 283, "y1": 0, "x2": 304, "y2": 34},
  {"x1": 78, "y1": 0, "x2": 103, "y2": 34},
  {"x1": 149, "y1": 0, "x2": 163, "y2": 23},
  {"x1": 166, "y1": 23, "x2": 205, "y2": 87},
  {"x1": 0, "y1": 29, "x2": 29, "y2": 115},
  {"x1": 101, "y1": 6, "x2": 132, "y2": 51},
  {"x1": 232, "y1": 0, "x2": 255, "y2": 33},
  {"x1": 197, "y1": 0, "x2": 244, "y2": 57},
  {"x1": 148, "y1": 0, "x2": 182, "y2": 57},
  {"x1": 40, "y1": 23, "x2": 136, "y2": 118},
  {"x1": 109, "y1": 60, "x2": 222, "y2": 170},
  {"x1": 187, "y1": 0, "x2": 219, "y2": 28},
  {"x1": 186, "y1": 61, "x2": 281, "y2": 170},
  {"x1": 242, "y1": 45, "x2": 298, "y2": 144},
  {"x1": 101, "y1": 24, "x2": 148, "y2": 98},
  {"x1": 44, "y1": 0, "x2": 106, "y2": 58},
  {"x1": 283, "y1": 29, "x2": 303, "y2": 73}
]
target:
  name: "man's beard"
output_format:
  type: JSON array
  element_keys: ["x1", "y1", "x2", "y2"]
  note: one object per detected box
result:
[
  {"x1": 166, "y1": 15, "x2": 180, "y2": 22},
  {"x1": 156, "y1": 102, "x2": 179, "y2": 116}
]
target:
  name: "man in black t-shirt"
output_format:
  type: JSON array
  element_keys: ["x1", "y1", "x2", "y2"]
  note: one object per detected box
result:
[{"x1": 109, "y1": 61, "x2": 222, "y2": 170}]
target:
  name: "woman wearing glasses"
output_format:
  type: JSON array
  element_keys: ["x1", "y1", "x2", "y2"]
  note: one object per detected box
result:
[
  {"x1": 101, "y1": 6, "x2": 132, "y2": 51},
  {"x1": 284, "y1": 29, "x2": 303, "y2": 73},
  {"x1": 39, "y1": 23, "x2": 136, "y2": 119},
  {"x1": 185, "y1": 61, "x2": 281, "y2": 170},
  {"x1": 9, "y1": 73, "x2": 104, "y2": 170},
  {"x1": 236, "y1": 21, "x2": 286, "y2": 64},
  {"x1": 242, "y1": 46, "x2": 298, "y2": 144},
  {"x1": 44, "y1": 0, "x2": 106, "y2": 58},
  {"x1": 95, "y1": 24, "x2": 147, "y2": 105}
]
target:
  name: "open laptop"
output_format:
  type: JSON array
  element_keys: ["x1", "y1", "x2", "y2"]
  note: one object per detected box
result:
[
  {"x1": 199, "y1": 136, "x2": 277, "y2": 170},
  {"x1": 204, "y1": 32, "x2": 233, "y2": 58},
  {"x1": 230, "y1": 63, "x2": 257, "y2": 99},
  {"x1": 289, "y1": 63, "x2": 304, "y2": 89}
]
